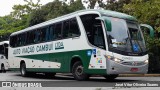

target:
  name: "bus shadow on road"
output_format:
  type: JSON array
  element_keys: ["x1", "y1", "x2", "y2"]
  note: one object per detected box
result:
[
  {"x1": 14, "y1": 73, "x2": 140, "y2": 82},
  {"x1": 87, "y1": 78, "x2": 139, "y2": 83},
  {"x1": 15, "y1": 73, "x2": 75, "y2": 80}
]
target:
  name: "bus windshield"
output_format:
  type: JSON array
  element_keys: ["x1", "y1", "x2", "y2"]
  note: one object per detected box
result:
[{"x1": 106, "y1": 17, "x2": 147, "y2": 56}]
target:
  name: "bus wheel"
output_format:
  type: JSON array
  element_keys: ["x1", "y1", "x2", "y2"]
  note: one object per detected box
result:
[
  {"x1": 1, "y1": 65, "x2": 6, "y2": 73},
  {"x1": 20, "y1": 63, "x2": 28, "y2": 77},
  {"x1": 103, "y1": 74, "x2": 118, "y2": 81},
  {"x1": 72, "y1": 61, "x2": 89, "y2": 81}
]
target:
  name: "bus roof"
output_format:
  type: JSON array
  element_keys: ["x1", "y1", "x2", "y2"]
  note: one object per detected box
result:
[
  {"x1": 97, "y1": 9, "x2": 137, "y2": 21},
  {"x1": 0, "y1": 41, "x2": 9, "y2": 45},
  {"x1": 10, "y1": 9, "x2": 137, "y2": 36}
]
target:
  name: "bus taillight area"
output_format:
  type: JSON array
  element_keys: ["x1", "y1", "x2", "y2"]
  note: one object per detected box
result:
[{"x1": 106, "y1": 57, "x2": 148, "y2": 74}]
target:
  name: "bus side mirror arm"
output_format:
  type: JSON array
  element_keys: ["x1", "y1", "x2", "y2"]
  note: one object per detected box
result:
[{"x1": 140, "y1": 24, "x2": 154, "y2": 38}]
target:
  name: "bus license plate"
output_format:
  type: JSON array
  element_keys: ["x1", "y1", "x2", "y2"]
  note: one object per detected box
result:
[{"x1": 130, "y1": 68, "x2": 138, "y2": 72}]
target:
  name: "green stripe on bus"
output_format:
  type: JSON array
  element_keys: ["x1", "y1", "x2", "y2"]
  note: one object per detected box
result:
[
  {"x1": 55, "y1": 47, "x2": 64, "y2": 50},
  {"x1": 16, "y1": 49, "x2": 95, "y2": 73},
  {"x1": 15, "y1": 49, "x2": 107, "y2": 74}
]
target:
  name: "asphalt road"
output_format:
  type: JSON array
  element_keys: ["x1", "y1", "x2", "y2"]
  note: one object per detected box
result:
[{"x1": 0, "y1": 71, "x2": 160, "y2": 90}]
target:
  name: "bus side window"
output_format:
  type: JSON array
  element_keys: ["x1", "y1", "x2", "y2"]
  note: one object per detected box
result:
[
  {"x1": 69, "y1": 18, "x2": 80, "y2": 37},
  {"x1": 45, "y1": 26, "x2": 50, "y2": 41},
  {"x1": 17, "y1": 35, "x2": 20, "y2": 46},
  {"x1": 93, "y1": 25, "x2": 105, "y2": 49},
  {"x1": 13, "y1": 35, "x2": 18, "y2": 47},
  {"x1": 26, "y1": 31, "x2": 35, "y2": 45},
  {"x1": 17, "y1": 33, "x2": 25, "y2": 46},
  {"x1": 36, "y1": 29, "x2": 42, "y2": 43},
  {"x1": 49, "y1": 24, "x2": 55, "y2": 40},
  {"x1": 35, "y1": 28, "x2": 46, "y2": 43},
  {"x1": 34, "y1": 30, "x2": 38, "y2": 43},
  {"x1": 55, "y1": 22, "x2": 62, "y2": 40},
  {"x1": 26, "y1": 32, "x2": 29, "y2": 45},
  {"x1": 80, "y1": 14, "x2": 106, "y2": 49},
  {"x1": 15, "y1": 35, "x2": 19, "y2": 47},
  {"x1": 63, "y1": 20, "x2": 70, "y2": 38},
  {"x1": 21, "y1": 33, "x2": 26, "y2": 46},
  {"x1": 40, "y1": 27, "x2": 47, "y2": 42},
  {"x1": 38, "y1": 29, "x2": 43, "y2": 42},
  {"x1": 31, "y1": 31, "x2": 36, "y2": 44},
  {"x1": 10, "y1": 36, "x2": 14, "y2": 47}
]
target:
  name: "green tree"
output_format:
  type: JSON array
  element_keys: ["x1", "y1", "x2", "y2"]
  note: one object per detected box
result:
[
  {"x1": 104, "y1": 0, "x2": 131, "y2": 12},
  {"x1": 68, "y1": 0, "x2": 85, "y2": 12},
  {"x1": 28, "y1": 0, "x2": 84, "y2": 26},
  {"x1": 123, "y1": 0, "x2": 160, "y2": 31},
  {"x1": 11, "y1": 0, "x2": 41, "y2": 19},
  {"x1": 0, "y1": 17, "x2": 7, "y2": 29},
  {"x1": 0, "y1": 0, "x2": 41, "y2": 41},
  {"x1": 27, "y1": 9, "x2": 47, "y2": 26},
  {"x1": 89, "y1": 0, "x2": 97, "y2": 9}
]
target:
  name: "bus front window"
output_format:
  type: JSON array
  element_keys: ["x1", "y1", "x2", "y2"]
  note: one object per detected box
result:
[{"x1": 106, "y1": 17, "x2": 147, "y2": 56}]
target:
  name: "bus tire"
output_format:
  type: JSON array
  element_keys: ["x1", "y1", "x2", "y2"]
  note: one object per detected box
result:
[
  {"x1": 1, "y1": 64, "x2": 6, "y2": 73},
  {"x1": 72, "y1": 61, "x2": 89, "y2": 81},
  {"x1": 20, "y1": 63, "x2": 28, "y2": 77},
  {"x1": 103, "y1": 74, "x2": 118, "y2": 81}
]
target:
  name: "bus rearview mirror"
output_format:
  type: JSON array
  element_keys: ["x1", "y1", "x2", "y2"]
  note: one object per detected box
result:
[
  {"x1": 140, "y1": 24, "x2": 154, "y2": 38},
  {"x1": 105, "y1": 19, "x2": 112, "y2": 32},
  {"x1": 96, "y1": 17, "x2": 112, "y2": 32}
]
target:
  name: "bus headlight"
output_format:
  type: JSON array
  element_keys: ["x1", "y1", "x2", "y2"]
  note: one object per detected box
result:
[
  {"x1": 144, "y1": 60, "x2": 148, "y2": 64},
  {"x1": 106, "y1": 55, "x2": 122, "y2": 63},
  {"x1": 114, "y1": 58, "x2": 121, "y2": 63}
]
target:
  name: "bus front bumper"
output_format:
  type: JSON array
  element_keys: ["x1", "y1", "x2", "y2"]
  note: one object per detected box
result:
[{"x1": 106, "y1": 60, "x2": 148, "y2": 74}]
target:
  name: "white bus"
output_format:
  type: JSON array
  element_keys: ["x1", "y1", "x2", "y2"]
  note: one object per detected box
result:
[
  {"x1": 0, "y1": 41, "x2": 9, "y2": 72},
  {"x1": 8, "y1": 9, "x2": 153, "y2": 80}
]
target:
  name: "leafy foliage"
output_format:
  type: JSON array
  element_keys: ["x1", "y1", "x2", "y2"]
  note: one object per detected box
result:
[
  {"x1": 27, "y1": 0, "x2": 84, "y2": 26},
  {"x1": 123, "y1": 0, "x2": 160, "y2": 32},
  {"x1": 11, "y1": 0, "x2": 41, "y2": 19},
  {"x1": 0, "y1": 0, "x2": 41, "y2": 40}
]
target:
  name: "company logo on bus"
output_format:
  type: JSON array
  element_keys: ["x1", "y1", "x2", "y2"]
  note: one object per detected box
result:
[
  {"x1": 55, "y1": 42, "x2": 64, "y2": 50},
  {"x1": 96, "y1": 58, "x2": 102, "y2": 64},
  {"x1": 132, "y1": 62, "x2": 137, "y2": 66}
]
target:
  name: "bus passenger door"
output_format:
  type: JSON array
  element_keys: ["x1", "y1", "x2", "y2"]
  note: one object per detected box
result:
[{"x1": 88, "y1": 24, "x2": 107, "y2": 70}]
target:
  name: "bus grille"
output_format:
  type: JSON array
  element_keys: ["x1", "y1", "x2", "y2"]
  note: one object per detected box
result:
[{"x1": 121, "y1": 62, "x2": 145, "y2": 66}]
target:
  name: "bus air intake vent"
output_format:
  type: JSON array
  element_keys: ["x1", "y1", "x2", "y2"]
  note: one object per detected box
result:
[{"x1": 121, "y1": 62, "x2": 145, "y2": 66}]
